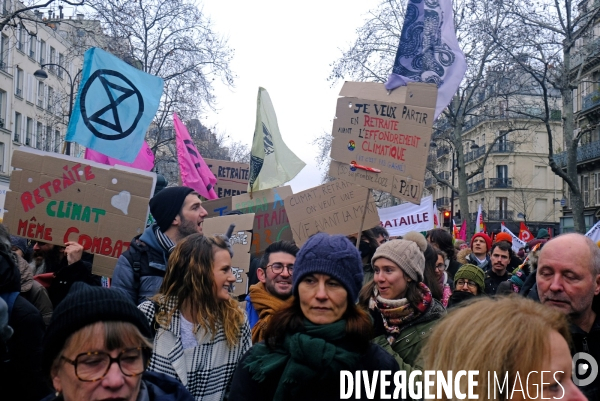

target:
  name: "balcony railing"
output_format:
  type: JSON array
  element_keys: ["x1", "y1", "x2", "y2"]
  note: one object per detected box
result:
[
  {"x1": 486, "y1": 210, "x2": 514, "y2": 221},
  {"x1": 468, "y1": 179, "x2": 486, "y2": 193},
  {"x1": 553, "y1": 140, "x2": 600, "y2": 167},
  {"x1": 425, "y1": 177, "x2": 436, "y2": 188},
  {"x1": 435, "y1": 197, "x2": 450, "y2": 207},
  {"x1": 489, "y1": 178, "x2": 513, "y2": 188},
  {"x1": 490, "y1": 141, "x2": 514, "y2": 153},
  {"x1": 583, "y1": 90, "x2": 600, "y2": 112},
  {"x1": 464, "y1": 145, "x2": 486, "y2": 162},
  {"x1": 570, "y1": 36, "x2": 600, "y2": 69},
  {"x1": 439, "y1": 171, "x2": 451, "y2": 181}
]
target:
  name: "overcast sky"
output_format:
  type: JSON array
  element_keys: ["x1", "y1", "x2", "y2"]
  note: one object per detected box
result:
[{"x1": 200, "y1": 0, "x2": 379, "y2": 193}]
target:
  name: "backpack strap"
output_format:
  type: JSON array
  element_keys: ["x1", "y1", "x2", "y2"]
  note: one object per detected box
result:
[{"x1": 123, "y1": 236, "x2": 148, "y2": 295}]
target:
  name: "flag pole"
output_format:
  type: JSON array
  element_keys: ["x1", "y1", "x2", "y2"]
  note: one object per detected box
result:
[{"x1": 355, "y1": 189, "x2": 372, "y2": 249}]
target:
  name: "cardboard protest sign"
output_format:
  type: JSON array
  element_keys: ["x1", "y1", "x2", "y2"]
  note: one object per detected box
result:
[
  {"x1": 202, "y1": 197, "x2": 234, "y2": 218},
  {"x1": 203, "y1": 213, "x2": 255, "y2": 296},
  {"x1": 377, "y1": 195, "x2": 434, "y2": 237},
  {"x1": 329, "y1": 82, "x2": 437, "y2": 204},
  {"x1": 205, "y1": 158, "x2": 250, "y2": 198},
  {"x1": 0, "y1": 184, "x2": 9, "y2": 223},
  {"x1": 232, "y1": 186, "x2": 293, "y2": 255},
  {"x1": 4, "y1": 148, "x2": 155, "y2": 275},
  {"x1": 284, "y1": 181, "x2": 379, "y2": 247}
]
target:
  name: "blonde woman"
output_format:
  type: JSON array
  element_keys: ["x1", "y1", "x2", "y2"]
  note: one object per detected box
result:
[
  {"x1": 420, "y1": 296, "x2": 586, "y2": 400},
  {"x1": 139, "y1": 234, "x2": 251, "y2": 401}
]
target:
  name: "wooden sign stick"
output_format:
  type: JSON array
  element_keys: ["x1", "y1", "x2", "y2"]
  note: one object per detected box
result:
[{"x1": 355, "y1": 188, "x2": 372, "y2": 249}]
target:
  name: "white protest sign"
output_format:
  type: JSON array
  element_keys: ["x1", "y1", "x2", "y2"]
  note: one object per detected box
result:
[
  {"x1": 377, "y1": 195, "x2": 434, "y2": 236},
  {"x1": 500, "y1": 224, "x2": 527, "y2": 253},
  {"x1": 586, "y1": 220, "x2": 600, "y2": 244}
]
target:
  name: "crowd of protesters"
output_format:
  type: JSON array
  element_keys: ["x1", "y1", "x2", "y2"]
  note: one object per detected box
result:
[{"x1": 0, "y1": 185, "x2": 598, "y2": 400}]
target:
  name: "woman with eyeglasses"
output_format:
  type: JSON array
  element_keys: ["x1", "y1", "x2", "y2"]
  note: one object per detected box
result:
[
  {"x1": 447, "y1": 264, "x2": 486, "y2": 308},
  {"x1": 138, "y1": 234, "x2": 251, "y2": 401},
  {"x1": 358, "y1": 231, "x2": 445, "y2": 377},
  {"x1": 42, "y1": 282, "x2": 194, "y2": 401}
]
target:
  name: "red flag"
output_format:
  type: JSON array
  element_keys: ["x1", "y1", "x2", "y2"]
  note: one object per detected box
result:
[
  {"x1": 458, "y1": 222, "x2": 467, "y2": 241},
  {"x1": 519, "y1": 222, "x2": 533, "y2": 242}
]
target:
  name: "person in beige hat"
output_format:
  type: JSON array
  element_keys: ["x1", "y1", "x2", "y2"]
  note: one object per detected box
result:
[{"x1": 359, "y1": 231, "x2": 446, "y2": 377}]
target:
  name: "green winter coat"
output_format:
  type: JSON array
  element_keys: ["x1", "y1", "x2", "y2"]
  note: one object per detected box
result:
[{"x1": 372, "y1": 299, "x2": 446, "y2": 376}]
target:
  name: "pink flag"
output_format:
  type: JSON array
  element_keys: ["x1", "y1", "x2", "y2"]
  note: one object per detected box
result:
[
  {"x1": 458, "y1": 221, "x2": 467, "y2": 241},
  {"x1": 174, "y1": 113, "x2": 218, "y2": 200},
  {"x1": 84, "y1": 141, "x2": 154, "y2": 171}
]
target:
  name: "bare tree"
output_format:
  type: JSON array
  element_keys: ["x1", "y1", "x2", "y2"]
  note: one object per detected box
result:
[
  {"x1": 0, "y1": 0, "x2": 85, "y2": 32},
  {"x1": 88, "y1": 0, "x2": 234, "y2": 157},
  {"x1": 485, "y1": 0, "x2": 600, "y2": 233}
]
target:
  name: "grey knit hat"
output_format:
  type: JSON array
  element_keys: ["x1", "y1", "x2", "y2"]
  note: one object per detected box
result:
[
  {"x1": 372, "y1": 239, "x2": 425, "y2": 282},
  {"x1": 293, "y1": 233, "x2": 364, "y2": 302}
]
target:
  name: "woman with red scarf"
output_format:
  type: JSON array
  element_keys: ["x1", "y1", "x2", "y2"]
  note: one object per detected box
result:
[{"x1": 359, "y1": 232, "x2": 446, "y2": 376}]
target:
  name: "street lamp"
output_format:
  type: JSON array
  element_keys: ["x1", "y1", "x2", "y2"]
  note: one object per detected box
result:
[
  {"x1": 34, "y1": 64, "x2": 82, "y2": 156},
  {"x1": 430, "y1": 138, "x2": 479, "y2": 228}
]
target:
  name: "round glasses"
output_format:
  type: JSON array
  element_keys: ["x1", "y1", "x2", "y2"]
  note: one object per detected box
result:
[
  {"x1": 61, "y1": 347, "x2": 147, "y2": 382},
  {"x1": 456, "y1": 279, "x2": 478, "y2": 289},
  {"x1": 266, "y1": 263, "x2": 294, "y2": 274}
]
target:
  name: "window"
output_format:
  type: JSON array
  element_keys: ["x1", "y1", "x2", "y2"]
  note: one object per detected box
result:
[
  {"x1": 47, "y1": 86, "x2": 53, "y2": 113},
  {"x1": 17, "y1": 25, "x2": 25, "y2": 51},
  {"x1": 39, "y1": 40, "x2": 46, "y2": 64},
  {"x1": 36, "y1": 122, "x2": 42, "y2": 149},
  {"x1": 0, "y1": 90, "x2": 5, "y2": 127},
  {"x1": 45, "y1": 125, "x2": 51, "y2": 152},
  {"x1": 595, "y1": 173, "x2": 600, "y2": 206},
  {"x1": 14, "y1": 112, "x2": 21, "y2": 142},
  {"x1": 58, "y1": 53, "x2": 64, "y2": 79},
  {"x1": 0, "y1": 142, "x2": 4, "y2": 172},
  {"x1": 0, "y1": 34, "x2": 7, "y2": 71},
  {"x1": 54, "y1": 130, "x2": 60, "y2": 153},
  {"x1": 2, "y1": 0, "x2": 8, "y2": 15},
  {"x1": 15, "y1": 67, "x2": 23, "y2": 97},
  {"x1": 497, "y1": 165, "x2": 508, "y2": 186},
  {"x1": 26, "y1": 118, "x2": 32, "y2": 146},
  {"x1": 497, "y1": 197, "x2": 508, "y2": 219},
  {"x1": 37, "y1": 81, "x2": 44, "y2": 108},
  {"x1": 49, "y1": 47, "x2": 56, "y2": 73},
  {"x1": 29, "y1": 35, "x2": 35, "y2": 59},
  {"x1": 582, "y1": 175, "x2": 590, "y2": 207},
  {"x1": 498, "y1": 130, "x2": 508, "y2": 151}
]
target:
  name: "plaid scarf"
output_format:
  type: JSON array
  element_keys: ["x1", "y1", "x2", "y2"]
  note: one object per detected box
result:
[
  {"x1": 369, "y1": 282, "x2": 432, "y2": 344},
  {"x1": 154, "y1": 225, "x2": 176, "y2": 254}
]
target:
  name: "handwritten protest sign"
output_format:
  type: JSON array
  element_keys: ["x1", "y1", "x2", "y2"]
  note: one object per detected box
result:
[
  {"x1": 377, "y1": 195, "x2": 434, "y2": 236},
  {"x1": 233, "y1": 186, "x2": 293, "y2": 255},
  {"x1": 203, "y1": 213, "x2": 255, "y2": 296},
  {"x1": 4, "y1": 148, "x2": 155, "y2": 275},
  {"x1": 205, "y1": 158, "x2": 250, "y2": 198},
  {"x1": 202, "y1": 197, "x2": 234, "y2": 218},
  {"x1": 329, "y1": 82, "x2": 437, "y2": 204},
  {"x1": 285, "y1": 181, "x2": 379, "y2": 246}
]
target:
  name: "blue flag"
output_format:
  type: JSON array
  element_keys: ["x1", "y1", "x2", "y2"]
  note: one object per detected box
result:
[{"x1": 66, "y1": 48, "x2": 164, "y2": 162}]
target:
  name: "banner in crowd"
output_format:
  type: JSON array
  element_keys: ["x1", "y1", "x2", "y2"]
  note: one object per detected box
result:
[
  {"x1": 203, "y1": 213, "x2": 254, "y2": 296},
  {"x1": 248, "y1": 87, "x2": 305, "y2": 193},
  {"x1": 233, "y1": 185, "x2": 294, "y2": 254},
  {"x1": 174, "y1": 113, "x2": 218, "y2": 200},
  {"x1": 205, "y1": 158, "x2": 249, "y2": 198},
  {"x1": 385, "y1": 0, "x2": 466, "y2": 120},
  {"x1": 66, "y1": 47, "x2": 163, "y2": 163},
  {"x1": 377, "y1": 195, "x2": 434, "y2": 236},
  {"x1": 4, "y1": 148, "x2": 156, "y2": 275},
  {"x1": 586, "y1": 220, "x2": 600, "y2": 245},
  {"x1": 285, "y1": 181, "x2": 380, "y2": 246},
  {"x1": 328, "y1": 82, "x2": 437, "y2": 204},
  {"x1": 85, "y1": 141, "x2": 155, "y2": 171},
  {"x1": 500, "y1": 223, "x2": 527, "y2": 253}
]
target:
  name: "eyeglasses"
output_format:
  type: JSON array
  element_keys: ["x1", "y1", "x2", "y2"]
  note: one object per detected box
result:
[
  {"x1": 61, "y1": 347, "x2": 147, "y2": 382},
  {"x1": 456, "y1": 279, "x2": 478, "y2": 289},
  {"x1": 267, "y1": 263, "x2": 294, "y2": 274},
  {"x1": 434, "y1": 263, "x2": 446, "y2": 270}
]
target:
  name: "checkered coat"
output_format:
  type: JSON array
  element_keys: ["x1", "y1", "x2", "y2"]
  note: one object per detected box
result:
[{"x1": 139, "y1": 298, "x2": 251, "y2": 401}]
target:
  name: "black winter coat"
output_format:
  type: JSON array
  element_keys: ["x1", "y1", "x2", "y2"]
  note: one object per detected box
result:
[
  {"x1": 229, "y1": 342, "x2": 401, "y2": 401},
  {"x1": 570, "y1": 317, "x2": 600, "y2": 400},
  {"x1": 46, "y1": 259, "x2": 100, "y2": 307}
]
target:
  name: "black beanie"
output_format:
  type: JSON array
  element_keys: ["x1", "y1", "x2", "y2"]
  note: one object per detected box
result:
[
  {"x1": 42, "y1": 283, "x2": 152, "y2": 376},
  {"x1": 149, "y1": 186, "x2": 195, "y2": 232}
]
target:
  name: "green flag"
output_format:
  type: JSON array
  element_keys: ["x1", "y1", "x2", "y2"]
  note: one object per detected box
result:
[{"x1": 248, "y1": 87, "x2": 305, "y2": 192}]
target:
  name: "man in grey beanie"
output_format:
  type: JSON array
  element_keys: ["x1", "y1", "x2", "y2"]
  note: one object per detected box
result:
[{"x1": 112, "y1": 186, "x2": 208, "y2": 305}]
